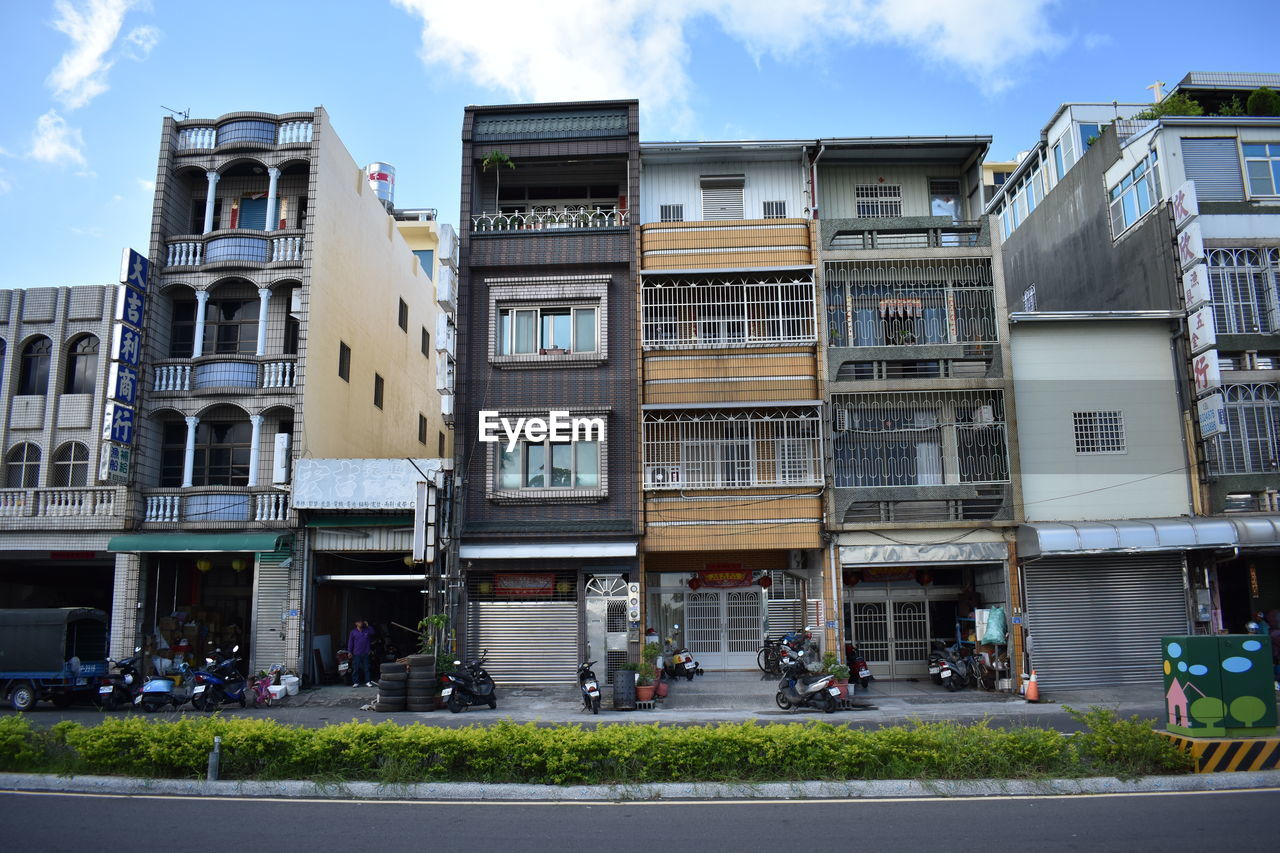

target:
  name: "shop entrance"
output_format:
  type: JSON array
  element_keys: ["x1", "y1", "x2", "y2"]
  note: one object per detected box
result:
[{"x1": 686, "y1": 589, "x2": 762, "y2": 670}]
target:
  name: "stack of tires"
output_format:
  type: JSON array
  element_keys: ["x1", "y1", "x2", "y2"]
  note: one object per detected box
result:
[
  {"x1": 376, "y1": 661, "x2": 406, "y2": 712},
  {"x1": 405, "y1": 654, "x2": 436, "y2": 712}
]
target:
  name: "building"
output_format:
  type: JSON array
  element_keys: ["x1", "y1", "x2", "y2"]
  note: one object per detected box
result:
[
  {"x1": 988, "y1": 72, "x2": 1280, "y2": 687},
  {"x1": 454, "y1": 101, "x2": 642, "y2": 685},
  {"x1": 109, "y1": 108, "x2": 454, "y2": 674}
]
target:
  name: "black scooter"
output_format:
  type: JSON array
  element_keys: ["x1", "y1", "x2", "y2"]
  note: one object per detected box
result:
[
  {"x1": 578, "y1": 660, "x2": 601, "y2": 714},
  {"x1": 98, "y1": 647, "x2": 144, "y2": 711},
  {"x1": 440, "y1": 650, "x2": 497, "y2": 713}
]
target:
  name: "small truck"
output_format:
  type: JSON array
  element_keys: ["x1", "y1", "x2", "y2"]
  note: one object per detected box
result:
[{"x1": 0, "y1": 608, "x2": 110, "y2": 711}]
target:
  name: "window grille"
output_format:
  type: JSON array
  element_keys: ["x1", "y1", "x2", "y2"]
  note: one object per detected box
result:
[
  {"x1": 642, "y1": 275, "x2": 817, "y2": 348},
  {"x1": 854, "y1": 184, "x2": 902, "y2": 218},
  {"x1": 659, "y1": 204, "x2": 684, "y2": 222},
  {"x1": 831, "y1": 391, "x2": 1009, "y2": 487},
  {"x1": 1206, "y1": 384, "x2": 1280, "y2": 475},
  {"x1": 824, "y1": 259, "x2": 996, "y2": 348},
  {"x1": 762, "y1": 200, "x2": 787, "y2": 219},
  {"x1": 1073, "y1": 411, "x2": 1126, "y2": 454},
  {"x1": 1209, "y1": 248, "x2": 1280, "y2": 334},
  {"x1": 643, "y1": 408, "x2": 823, "y2": 490}
]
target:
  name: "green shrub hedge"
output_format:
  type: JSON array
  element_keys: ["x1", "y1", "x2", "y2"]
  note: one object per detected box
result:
[{"x1": 0, "y1": 709, "x2": 1191, "y2": 784}]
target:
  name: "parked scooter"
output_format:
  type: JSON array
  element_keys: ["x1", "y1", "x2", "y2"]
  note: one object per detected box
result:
[
  {"x1": 927, "y1": 640, "x2": 950, "y2": 685},
  {"x1": 578, "y1": 660, "x2": 601, "y2": 714},
  {"x1": 439, "y1": 650, "x2": 497, "y2": 713},
  {"x1": 662, "y1": 635, "x2": 702, "y2": 682},
  {"x1": 132, "y1": 659, "x2": 197, "y2": 712},
  {"x1": 192, "y1": 646, "x2": 249, "y2": 710},
  {"x1": 844, "y1": 642, "x2": 873, "y2": 689},
  {"x1": 774, "y1": 648, "x2": 840, "y2": 713},
  {"x1": 98, "y1": 648, "x2": 144, "y2": 711}
]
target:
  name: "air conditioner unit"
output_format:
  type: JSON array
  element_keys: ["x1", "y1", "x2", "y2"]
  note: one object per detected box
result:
[{"x1": 272, "y1": 433, "x2": 292, "y2": 484}]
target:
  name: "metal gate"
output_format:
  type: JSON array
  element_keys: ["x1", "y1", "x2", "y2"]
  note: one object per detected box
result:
[
  {"x1": 686, "y1": 589, "x2": 762, "y2": 669},
  {"x1": 849, "y1": 599, "x2": 931, "y2": 679},
  {"x1": 1023, "y1": 554, "x2": 1189, "y2": 688},
  {"x1": 466, "y1": 601, "x2": 578, "y2": 685},
  {"x1": 585, "y1": 575, "x2": 630, "y2": 685}
]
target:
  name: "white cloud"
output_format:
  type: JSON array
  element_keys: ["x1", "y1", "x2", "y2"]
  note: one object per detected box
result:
[
  {"x1": 123, "y1": 24, "x2": 160, "y2": 60},
  {"x1": 29, "y1": 110, "x2": 88, "y2": 168},
  {"x1": 46, "y1": 0, "x2": 157, "y2": 110},
  {"x1": 138, "y1": 177, "x2": 155, "y2": 192},
  {"x1": 392, "y1": 0, "x2": 1065, "y2": 123}
]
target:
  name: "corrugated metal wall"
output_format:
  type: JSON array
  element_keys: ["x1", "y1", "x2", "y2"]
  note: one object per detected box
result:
[
  {"x1": 641, "y1": 160, "x2": 805, "y2": 223},
  {"x1": 819, "y1": 165, "x2": 965, "y2": 219},
  {"x1": 1023, "y1": 554, "x2": 1188, "y2": 688},
  {"x1": 465, "y1": 601, "x2": 578, "y2": 685}
]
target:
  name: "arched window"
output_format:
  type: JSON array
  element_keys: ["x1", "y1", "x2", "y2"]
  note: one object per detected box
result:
[
  {"x1": 5, "y1": 443, "x2": 42, "y2": 488},
  {"x1": 159, "y1": 419, "x2": 251, "y2": 486},
  {"x1": 63, "y1": 335, "x2": 99, "y2": 394},
  {"x1": 51, "y1": 442, "x2": 90, "y2": 487},
  {"x1": 18, "y1": 337, "x2": 52, "y2": 395}
]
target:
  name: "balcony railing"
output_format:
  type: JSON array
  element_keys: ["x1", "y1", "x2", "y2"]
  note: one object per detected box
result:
[
  {"x1": 0, "y1": 487, "x2": 119, "y2": 519},
  {"x1": 174, "y1": 121, "x2": 313, "y2": 151},
  {"x1": 144, "y1": 489, "x2": 290, "y2": 523},
  {"x1": 152, "y1": 357, "x2": 298, "y2": 393},
  {"x1": 1208, "y1": 248, "x2": 1280, "y2": 335},
  {"x1": 643, "y1": 407, "x2": 824, "y2": 490},
  {"x1": 1206, "y1": 384, "x2": 1280, "y2": 475},
  {"x1": 165, "y1": 231, "x2": 305, "y2": 267},
  {"x1": 642, "y1": 275, "x2": 818, "y2": 349},
  {"x1": 830, "y1": 221, "x2": 985, "y2": 250},
  {"x1": 471, "y1": 206, "x2": 628, "y2": 232}
]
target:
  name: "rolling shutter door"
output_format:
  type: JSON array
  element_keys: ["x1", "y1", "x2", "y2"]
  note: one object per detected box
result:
[
  {"x1": 1181, "y1": 138, "x2": 1245, "y2": 201},
  {"x1": 700, "y1": 176, "x2": 745, "y2": 220},
  {"x1": 466, "y1": 601, "x2": 578, "y2": 685},
  {"x1": 1023, "y1": 554, "x2": 1188, "y2": 688},
  {"x1": 252, "y1": 549, "x2": 298, "y2": 673}
]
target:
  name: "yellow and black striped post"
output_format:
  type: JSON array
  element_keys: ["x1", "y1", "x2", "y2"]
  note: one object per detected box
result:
[{"x1": 1160, "y1": 731, "x2": 1280, "y2": 773}]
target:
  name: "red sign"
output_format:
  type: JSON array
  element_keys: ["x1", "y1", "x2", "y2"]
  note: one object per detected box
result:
[
  {"x1": 860, "y1": 566, "x2": 917, "y2": 582},
  {"x1": 50, "y1": 551, "x2": 96, "y2": 560},
  {"x1": 493, "y1": 573, "x2": 556, "y2": 598},
  {"x1": 698, "y1": 564, "x2": 752, "y2": 588}
]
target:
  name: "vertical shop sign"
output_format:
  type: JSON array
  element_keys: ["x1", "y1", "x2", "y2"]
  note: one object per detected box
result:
[{"x1": 100, "y1": 248, "x2": 149, "y2": 484}]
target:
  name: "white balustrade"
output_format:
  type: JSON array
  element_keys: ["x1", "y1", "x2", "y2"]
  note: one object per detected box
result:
[
  {"x1": 153, "y1": 364, "x2": 191, "y2": 392},
  {"x1": 37, "y1": 489, "x2": 116, "y2": 517},
  {"x1": 471, "y1": 206, "x2": 628, "y2": 232},
  {"x1": 166, "y1": 241, "x2": 203, "y2": 266},
  {"x1": 277, "y1": 122, "x2": 314, "y2": 144},
  {"x1": 0, "y1": 492, "x2": 28, "y2": 517},
  {"x1": 254, "y1": 492, "x2": 289, "y2": 522},
  {"x1": 271, "y1": 236, "x2": 304, "y2": 262},
  {"x1": 145, "y1": 495, "x2": 182, "y2": 522},
  {"x1": 177, "y1": 127, "x2": 216, "y2": 150},
  {"x1": 261, "y1": 361, "x2": 296, "y2": 388}
]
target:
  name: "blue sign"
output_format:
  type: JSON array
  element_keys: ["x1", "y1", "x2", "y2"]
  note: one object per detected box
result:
[
  {"x1": 111, "y1": 325, "x2": 142, "y2": 367},
  {"x1": 108, "y1": 363, "x2": 140, "y2": 406},
  {"x1": 102, "y1": 403, "x2": 136, "y2": 445},
  {"x1": 115, "y1": 284, "x2": 146, "y2": 329},
  {"x1": 120, "y1": 248, "x2": 150, "y2": 292}
]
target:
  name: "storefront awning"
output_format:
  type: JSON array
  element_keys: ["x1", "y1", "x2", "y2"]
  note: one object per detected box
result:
[
  {"x1": 108, "y1": 533, "x2": 293, "y2": 553},
  {"x1": 1016, "y1": 518, "x2": 1253, "y2": 558},
  {"x1": 839, "y1": 541, "x2": 1007, "y2": 566},
  {"x1": 460, "y1": 542, "x2": 637, "y2": 560}
]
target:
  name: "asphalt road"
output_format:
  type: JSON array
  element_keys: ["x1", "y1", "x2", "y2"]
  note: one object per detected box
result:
[{"x1": 2, "y1": 788, "x2": 1277, "y2": 852}]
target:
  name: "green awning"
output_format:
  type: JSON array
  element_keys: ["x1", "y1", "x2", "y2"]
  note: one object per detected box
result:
[{"x1": 108, "y1": 533, "x2": 293, "y2": 553}]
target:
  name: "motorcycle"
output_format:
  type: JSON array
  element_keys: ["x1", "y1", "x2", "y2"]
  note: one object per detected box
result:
[
  {"x1": 927, "y1": 641, "x2": 950, "y2": 686},
  {"x1": 662, "y1": 638, "x2": 701, "y2": 682},
  {"x1": 577, "y1": 660, "x2": 601, "y2": 714},
  {"x1": 98, "y1": 648, "x2": 144, "y2": 711},
  {"x1": 844, "y1": 642, "x2": 873, "y2": 689},
  {"x1": 135, "y1": 659, "x2": 195, "y2": 713},
  {"x1": 775, "y1": 649, "x2": 840, "y2": 714},
  {"x1": 192, "y1": 646, "x2": 249, "y2": 710},
  {"x1": 439, "y1": 650, "x2": 497, "y2": 713}
]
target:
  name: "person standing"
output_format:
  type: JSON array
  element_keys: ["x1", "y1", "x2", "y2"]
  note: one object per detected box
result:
[{"x1": 347, "y1": 619, "x2": 374, "y2": 687}]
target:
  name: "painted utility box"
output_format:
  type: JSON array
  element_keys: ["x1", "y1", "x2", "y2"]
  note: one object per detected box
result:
[{"x1": 1162, "y1": 635, "x2": 1276, "y2": 737}]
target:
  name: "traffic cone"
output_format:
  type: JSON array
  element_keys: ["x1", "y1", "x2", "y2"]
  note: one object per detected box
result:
[{"x1": 1024, "y1": 670, "x2": 1040, "y2": 703}]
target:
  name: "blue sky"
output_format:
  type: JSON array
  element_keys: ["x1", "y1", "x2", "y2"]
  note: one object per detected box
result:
[{"x1": 1, "y1": 0, "x2": 1275, "y2": 289}]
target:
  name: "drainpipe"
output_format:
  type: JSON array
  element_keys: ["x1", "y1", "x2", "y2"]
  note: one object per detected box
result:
[{"x1": 809, "y1": 143, "x2": 826, "y2": 220}]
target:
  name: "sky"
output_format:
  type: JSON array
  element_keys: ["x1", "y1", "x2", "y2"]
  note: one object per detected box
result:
[{"x1": 0, "y1": 0, "x2": 1276, "y2": 289}]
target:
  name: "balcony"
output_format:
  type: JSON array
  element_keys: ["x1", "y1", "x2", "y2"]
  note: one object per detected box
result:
[
  {"x1": 0, "y1": 487, "x2": 123, "y2": 528},
  {"x1": 152, "y1": 356, "x2": 298, "y2": 394},
  {"x1": 642, "y1": 275, "x2": 818, "y2": 349},
  {"x1": 640, "y1": 219, "x2": 812, "y2": 272},
  {"x1": 471, "y1": 206, "x2": 628, "y2": 232},
  {"x1": 829, "y1": 220, "x2": 986, "y2": 250},
  {"x1": 174, "y1": 120, "x2": 313, "y2": 152},
  {"x1": 143, "y1": 488, "x2": 291, "y2": 525},
  {"x1": 165, "y1": 231, "x2": 305, "y2": 269}
]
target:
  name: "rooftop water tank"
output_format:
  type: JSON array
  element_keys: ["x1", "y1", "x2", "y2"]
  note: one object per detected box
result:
[{"x1": 366, "y1": 162, "x2": 395, "y2": 212}]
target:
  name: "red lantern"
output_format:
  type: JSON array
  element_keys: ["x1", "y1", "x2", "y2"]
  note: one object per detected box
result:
[
  {"x1": 687, "y1": 577, "x2": 702, "y2": 590},
  {"x1": 916, "y1": 570, "x2": 934, "y2": 586},
  {"x1": 757, "y1": 575, "x2": 773, "y2": 589}
]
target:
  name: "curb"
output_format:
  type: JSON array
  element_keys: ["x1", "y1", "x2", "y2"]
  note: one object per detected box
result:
[{"x1": 3, "y1": 770, "x2": 1279, "y2": 801}]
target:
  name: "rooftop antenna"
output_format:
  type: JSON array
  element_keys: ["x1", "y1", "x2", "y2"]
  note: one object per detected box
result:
[
  {"x1": 160, "y1": 105, "x2": 189, "y2": 121},
  {"x1": 1146, "y1": 81, "x2": 1165, "y2": 102}
]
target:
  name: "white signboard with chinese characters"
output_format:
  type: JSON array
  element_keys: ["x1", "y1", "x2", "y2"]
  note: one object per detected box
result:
[
  {"x1": 1189, "y1": 305, "x2": 1217, "y2": 354},
  {"x1": 98, "y1": 442, "x2": 132, "y2": 484},
  {"x1": 1183, "y1": 262, "x2": 1211, "y2": 311},
  {"x1": 293, "y1": 458, "x2": 443, "y2": 509},
  {"x1": 1171, "y1": 180, "x2": 1199, "y2": 231},
  {"x1": 1197, "y1": 392, "x2": 1228, "y2": 439},
  {"x1": 1177, "y1": 221, "x2": 1206, "y2": 270},
  {"x1": 1192, "y1": 349, "x2": 1222, "y2": 396}
]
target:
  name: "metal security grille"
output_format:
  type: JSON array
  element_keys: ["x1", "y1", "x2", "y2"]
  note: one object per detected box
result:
[
  {"x1": 1209, "y1": 248, "x2": 1280, "y2": 334},
  {"x1": 466, "y1": 601, "x2": 578, "y2": 685},
  {"x1": 891, "y1": 601, "x2": 929, "y2": 670},
  {"x1": 687, "y1": 593, "x2": 721, "y2": 654},
  {"x1": 831, "y1": 391, "x2": 1009, "y2": 487},
  {"x1": 727, "y1": 591, "x2": 762, "y2": 653},
  {"x1": 659, "y1": 204, "x2": 684, "y2": 222},
  {"x1": 701, "y1": 186, "x2": 745, "y2": 220},
  {"x1": 1023, "y1": 555, "x2": 1189, "y2": 687},
  {"x1": 642, "y1": 276, "x2": 817, "y2": 348},
  {"x1": 851, "y1": 602, "x2": 889, "y2": 662},
  {"x1": 643, "y1": 408, "x2": 824, "y2": 489},
  {"x1": 1206, "y1": 384, "x2": 1280, "y2": 474},
  {"x1": 762, "y1": 200, "x2": 787, "y2": 219},
  {"x1": 1181, "y1": 138, "x2": 1245, "y2": 202},
  {"x1": 1073, "y1": 411, "x2": 1126, "y2": 453},
  {"x1": 854, "y1": 184, "x2": 903, "y2": 217},
  {"x1": 252, "y1": 549, "x2": 295, "y2": 672},
  {"x1": 824, "y1": 259, "x2": 996, "y2": 348}
]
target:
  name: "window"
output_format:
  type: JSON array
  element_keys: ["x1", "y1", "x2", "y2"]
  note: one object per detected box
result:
[
  {"x1": 1079, "y1": 123, "x2": 1101, "y2": 151},
  {"x1": 1108, "y1": 151, "x2": 1161, "y2": 236},
  {"x1": 659, "y1": 204, "x2": 684, "y2": 222},
  {"x1": 338, "y1": 341, "x2": 350, "y2": 382},
  {"x1": 762, "y1": 200, "x2": 786, "y2": 219},
  {"x1": 159, "y1": 421, "x2": 252, "y2": 487},
  {"x1": 5, "y1": 443, "x2": 41, "y2": 488},
  {"x1": 1208, "y1": 384, "x2": 1280, "y2": 475},
  {"x1": 499, "y1": 439, "x2": 600, "y2": 490},
  {"x1": 643, "y1": 408, "x2": 823, "y2": 490},
  {"x1": 18, "y1": 337, "x2": 51, "y2": 395},
  {"x1": 205, "y1": 298, "x2": 258, "y2": 354},
  {"x1": 169, "y1": 299, "x2": 196, "y2": 357},
  {"x1": 854, "y1": 184, "x2": 902, "y2": 218},
  {"x1": 190, "y1": 198, "x2": 223, "y2": 233},
  {"x1": 63, "y1": 335, "x2": 99, "y2": 394},
  {"x1": 643, "y1": 276, "x2": 817, "y2": 348},
  {"x1": 52, "y1": 442, "x2": 90, "y2": 487},
  {"x1": 1183, "y1": 138, "x2": 1246, "y2": 201},
  {"x1": 1073, "y1": 411, "x2": 1126, "y2": 454},
  {"x1": 421, "y1": 327, "x2": 431, "y2": 356},
  {"x1": 413, "y1": 249, "x2": 434, "y2": 279},
  {"x1": 1208, "y1": 248, "x2": 1280, "y2": 334},
  {"x1": 373, "y1": 373, "x2": 384, "y2": 409},
  {"x1": 1053, "y1": 141, "x2": 1067, "y2": 181},
  {"x1": 398, "y1": 299, "x2": 408, "y2": 332},
  {"x1": 284, "y1": 316, "x2": 300, "y2": 355},
  {"x1": 418, "y1": 414, "x2": 427, "y2": 445},
  {"x1": 1054, "y1": 130, "x2": 1076, "y2": 178},
  {"x1": 1244, "y1": 143, "x2": 1280, "y2": 196},
  {"x1": 438, "y1": 432, "x2": 446, "y2": 457},
  {"x1": 497, "y1": 306, "x2": 597, "y2": 355},
  {"x1": 929, "y1": 180, "x2": 961, "y2": 222}
]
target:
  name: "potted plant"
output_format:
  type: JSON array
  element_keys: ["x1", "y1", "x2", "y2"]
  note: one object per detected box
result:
[
  {"x1": 828, "y1": 662, "x2": 852, "y2": 699},
  {"x1": 481, "y1": 150, "x2": 515, "y2": 218},
  {"x1": 635, "y1": 667, "x2": 656, "y2": 702},
  {"x1": 640, "y1": 641, "x2": 664, "y2": 700}
]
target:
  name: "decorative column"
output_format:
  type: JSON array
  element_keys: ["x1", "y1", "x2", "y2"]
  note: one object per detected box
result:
[
  {"x1": 264, "y1": 167, "x2": 281, "y2": 232},
  {"x1": 255, "y1": 288, "x2": 271, "y2": 357},
  {"x1": 192, "y1": 290, "x2": 210, "y2": 357},
  {"x1": 182, "y1": 416, "x2": 199, "y2": 488},
  {"x1": 202, "y1": 171, "x2": 221, "y2": 233},
  {"x1": 247, "y1": 414, "x2": 264, "y2": 487}
]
